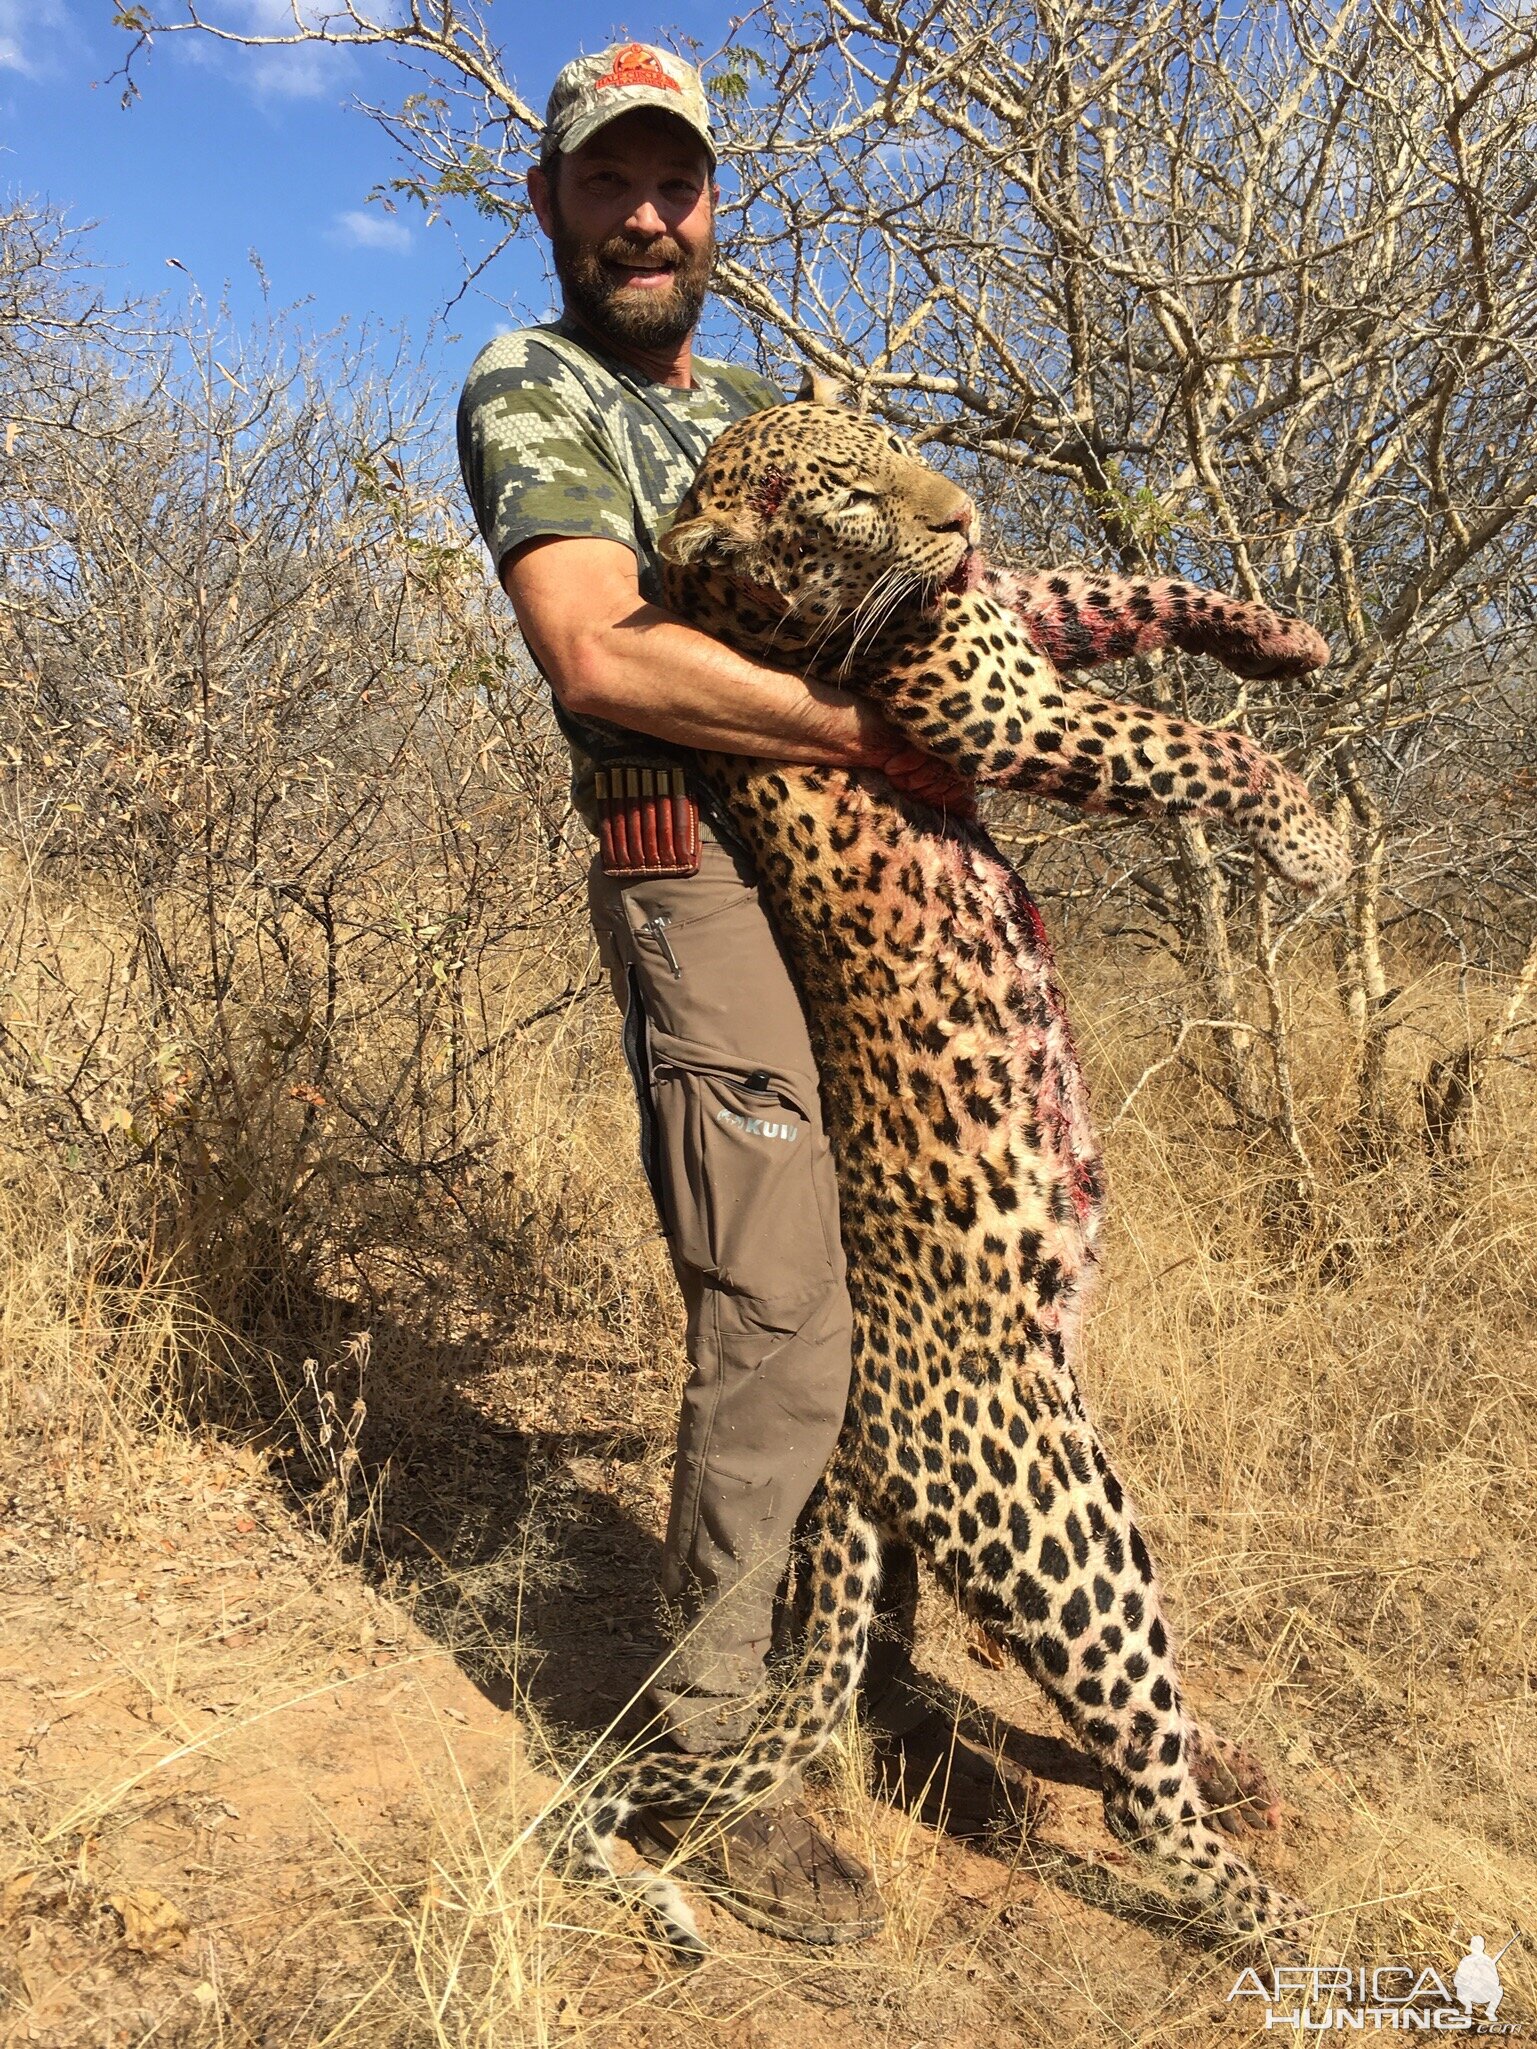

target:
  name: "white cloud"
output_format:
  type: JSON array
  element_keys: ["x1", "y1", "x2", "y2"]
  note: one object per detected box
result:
[
  {"x1": 0, "y1": 0, "x2": 71, "y2": 78},
  {"x1": 228, "y1": 0, "x2": 409, "y2": 98},
  {"x1": 172, "y1": 0, "x2": 344, "y2": 100},
  {"x1": 330, "y1": 208, "x2": 413, "y2": 254},
  {"x1": 245, "y1": 43, "x2": 334, "y2": 99}
]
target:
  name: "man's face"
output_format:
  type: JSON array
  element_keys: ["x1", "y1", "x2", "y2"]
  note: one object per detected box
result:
[{"x1": 532, "y1": 110, "x2": 716, "y2": 352}]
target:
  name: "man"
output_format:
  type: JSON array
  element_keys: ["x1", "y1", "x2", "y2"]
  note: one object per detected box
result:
[{"x1": 458, "y1": 41, "x2": 1013, "y2": 1946}]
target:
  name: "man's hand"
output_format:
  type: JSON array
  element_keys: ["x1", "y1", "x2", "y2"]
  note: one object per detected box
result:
[
  {"x1": 847, "y1": 701, "x2": 976, "y2": 815},
  {"x1": 875, "y1": 742, "x2": 978, "y2": 817}
]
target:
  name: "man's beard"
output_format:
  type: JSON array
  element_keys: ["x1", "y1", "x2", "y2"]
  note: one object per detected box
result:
[{"x1": 549, "y1": 200, "x2": 715, "y2": 353}]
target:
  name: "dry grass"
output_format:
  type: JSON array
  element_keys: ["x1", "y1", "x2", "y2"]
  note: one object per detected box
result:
[
  {"x1": 2, "y1": 897, "x2": 1534, "y2": 2046},
  {"x1": 1076, "y1": 949, "x2": 1537, "y2": 1992}
]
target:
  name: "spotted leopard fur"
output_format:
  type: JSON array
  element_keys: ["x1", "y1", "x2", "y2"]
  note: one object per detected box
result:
[{"x1": 562, "y1": 406, "x2": 1345, "y2": 1958}]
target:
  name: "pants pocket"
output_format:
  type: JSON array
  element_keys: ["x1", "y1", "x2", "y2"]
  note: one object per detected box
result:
[
  {"x1": 646, "y1": 1029, "x2": 837, "y2": 1318},
  {"x1": 619, "y1": 964, "x2": 667, "y2": 1219}
]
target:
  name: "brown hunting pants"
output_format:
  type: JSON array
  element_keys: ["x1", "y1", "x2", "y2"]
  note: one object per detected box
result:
[{"x1": 588, "y1": 832, "x2": 868, "y2": 1752}]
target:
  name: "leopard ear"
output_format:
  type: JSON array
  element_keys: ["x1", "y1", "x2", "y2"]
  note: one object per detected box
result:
[
  {"x1": 658, "y1": 511, "x2": 753, "y2": 565},
  {"x1": 795, "y1": 367, "x2": 851, "y2": 407}
]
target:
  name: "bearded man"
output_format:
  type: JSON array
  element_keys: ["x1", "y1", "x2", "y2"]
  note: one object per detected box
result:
[{"x1": 458, "y1": 41, "x2": 1017, "y2": 1946}]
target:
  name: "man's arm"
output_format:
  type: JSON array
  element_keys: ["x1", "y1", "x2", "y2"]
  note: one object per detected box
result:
[{"x1": 504, "y1": 535, "x2": 969, "y2": 802}]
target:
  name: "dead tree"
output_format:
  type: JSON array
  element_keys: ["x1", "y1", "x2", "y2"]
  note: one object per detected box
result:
[{"x1": 115, "y1": 2, "x2": 1537, "y2": 1167}]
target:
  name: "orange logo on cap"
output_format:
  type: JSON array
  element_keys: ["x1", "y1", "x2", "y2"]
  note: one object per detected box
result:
[{"x1": 594, "y1": 43, "x2": 680, "y2": 94}]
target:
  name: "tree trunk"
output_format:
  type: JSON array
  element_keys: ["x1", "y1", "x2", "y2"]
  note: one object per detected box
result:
[
  {"x1": 1334, "y1": 745, "x2": 1393, "y2": 1153},
  {"x1": 1172, "y1": 816, "x2": 1268, "y2": 1128}
]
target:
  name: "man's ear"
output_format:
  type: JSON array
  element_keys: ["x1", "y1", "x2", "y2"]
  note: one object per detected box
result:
[
  {"x1": 528, "y1": 161, "x2": 555, "y2": 237},
  {"x1": 658, "y1": 511, "x2": 753, "y2": 565}
]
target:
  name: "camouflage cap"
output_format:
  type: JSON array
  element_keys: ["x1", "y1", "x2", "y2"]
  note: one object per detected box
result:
[{"x1": 541, "y1": 42, "x2": 716, "y2": 167}]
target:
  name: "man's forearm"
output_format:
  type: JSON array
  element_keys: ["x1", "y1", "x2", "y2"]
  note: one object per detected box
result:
[
  {"x1": 504, "y1": 540, "x2": 883, "y2": 764},
  {"x1": 540, "y1": 597, "x2": 889, "y2": 764}
]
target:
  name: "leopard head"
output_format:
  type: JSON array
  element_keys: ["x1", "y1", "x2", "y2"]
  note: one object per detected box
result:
[{"x1": 658, "y1": 404, "x2": 980, "y2": 647}]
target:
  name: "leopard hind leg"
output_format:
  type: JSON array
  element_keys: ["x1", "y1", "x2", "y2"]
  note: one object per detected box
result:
[
  {"x1": 558, "y1": 1476, "x2": 884, "y2": 1960},
  {"x1": 909, "y1": 1375, "x2": 1307, "y2": 1949}
]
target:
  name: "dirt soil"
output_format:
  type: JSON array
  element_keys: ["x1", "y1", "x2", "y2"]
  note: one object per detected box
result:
[{"x1": 0, "y1": 1317, "x2": 1393, "y2": 2049}]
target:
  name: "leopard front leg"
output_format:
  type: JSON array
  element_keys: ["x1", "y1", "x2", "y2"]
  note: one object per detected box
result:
[
  {"x1": 983, "y1": 565, "x2": 1330, "y2": 683},
  {"x1": 871, "y1": 599, "x2": 1347, "y2": 890},
  {"x1": 995, "y1": 683, "x2": 1349, "y2": 891}
]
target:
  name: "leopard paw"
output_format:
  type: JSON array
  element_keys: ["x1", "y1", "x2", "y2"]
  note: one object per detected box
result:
[{"x1": 1188, "y1": 1723, "x2": 1285, "y2": 1837}]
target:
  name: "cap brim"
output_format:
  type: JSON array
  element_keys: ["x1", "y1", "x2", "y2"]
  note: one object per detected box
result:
[{"x1": 547, "y1": 98, "x2": 716, "y2": 168}]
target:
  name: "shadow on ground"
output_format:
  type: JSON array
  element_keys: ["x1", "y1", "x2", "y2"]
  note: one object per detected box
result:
[{"x1": 195, "y1": 1268, "x2": 1261, "y2": 1969}]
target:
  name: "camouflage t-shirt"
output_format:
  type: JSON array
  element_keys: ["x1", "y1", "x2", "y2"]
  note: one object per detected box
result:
[{"x1": 456, "y1": 317, "x2": 781, "y2": 815}]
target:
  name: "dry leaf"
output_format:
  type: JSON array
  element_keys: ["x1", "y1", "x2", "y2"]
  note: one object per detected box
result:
[
  {"x1": 965, "y1": 1619, "x2": 1009, "y2": 1671},
  {"x1": 19, "y1": 1922, "x2": 72, "y2": 2012},
  {"x1": 0, "y1": 1869, "x2": 37, "y2": 1925},
  {"x1": 108, "y1": 1884, "x2": 189, "y2": 1956}
]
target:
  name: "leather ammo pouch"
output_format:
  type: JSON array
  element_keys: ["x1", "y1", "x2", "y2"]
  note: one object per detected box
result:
[{"x1": 596, "y1": 761, "x2": 701, "y2": 879}]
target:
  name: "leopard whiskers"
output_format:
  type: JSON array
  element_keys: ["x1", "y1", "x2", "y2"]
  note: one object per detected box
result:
[
  {"x1": 790, "y1": 564, "x2": 919, "y2": 677},
  {"x1": 839, "y1": 567, "x2": 921, "y2": 675}
]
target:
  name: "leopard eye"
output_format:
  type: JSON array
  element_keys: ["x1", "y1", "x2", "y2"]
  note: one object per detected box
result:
[{"x1": 840, "y1": 486, "x2": 881, "y2": 508}]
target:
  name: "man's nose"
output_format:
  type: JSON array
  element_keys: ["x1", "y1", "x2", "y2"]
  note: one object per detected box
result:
[{"x1": 626, "y1": 198, "x2": 669, "y2": 238}]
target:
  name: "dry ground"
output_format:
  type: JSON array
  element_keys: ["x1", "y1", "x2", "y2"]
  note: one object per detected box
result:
[{"x1": 2, "y1": 937, "x2": 1535, "y2": 2047}]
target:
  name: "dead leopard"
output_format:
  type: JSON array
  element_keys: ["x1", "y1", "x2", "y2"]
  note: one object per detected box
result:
[{"x1": 558, "y1": 405, "x2": 1345, "y2": 1960}]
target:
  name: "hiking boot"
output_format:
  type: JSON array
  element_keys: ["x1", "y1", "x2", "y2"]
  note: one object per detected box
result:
[{"x1": 632, "y1": 1799, "x2": 885, "y2": 1946}]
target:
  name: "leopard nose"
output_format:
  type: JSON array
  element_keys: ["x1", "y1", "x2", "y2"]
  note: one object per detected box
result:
[{"x1": 931, "y1": 497, "x2": 975, "y2": 539}]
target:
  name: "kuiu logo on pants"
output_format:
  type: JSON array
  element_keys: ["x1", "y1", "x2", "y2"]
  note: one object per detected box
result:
[{"x1": 717, "y1": 1106, "x2": 800, "y2": 1143}]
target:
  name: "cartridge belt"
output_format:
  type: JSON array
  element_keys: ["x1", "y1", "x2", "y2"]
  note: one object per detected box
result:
[{"x1": 595, "y1": 759, "x2": 702, "y2": 879}]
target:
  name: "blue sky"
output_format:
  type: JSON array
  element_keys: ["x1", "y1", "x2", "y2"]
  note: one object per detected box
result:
[{"x1": 2, "y1": 4, "x2": 738, "y2": 389}]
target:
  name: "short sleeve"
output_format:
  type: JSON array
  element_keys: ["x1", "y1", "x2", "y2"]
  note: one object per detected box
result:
[
  {"x1": 733, "y1": 368, "x2": 787, "y2": 414},
  {"x1": 457, "y1": 332, "x2": 638, "y2": 575}
]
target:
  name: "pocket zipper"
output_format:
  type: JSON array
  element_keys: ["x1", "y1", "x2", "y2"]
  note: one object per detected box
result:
[{"x1": 639, "y1": 912, "x2": 682, "y2": 979}]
